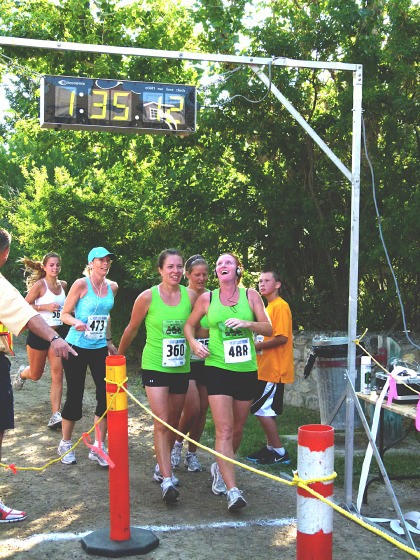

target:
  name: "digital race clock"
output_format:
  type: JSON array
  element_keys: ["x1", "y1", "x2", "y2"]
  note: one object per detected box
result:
[{"x1": 40, "y1": 75, "x2": 196, "y2": 135}]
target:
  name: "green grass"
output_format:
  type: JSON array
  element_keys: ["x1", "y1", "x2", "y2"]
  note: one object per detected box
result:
[
  {"x1": 201, "y1": 405, "x2": 420, "y2": 487},
  {"x1": 124, "y1": 363, "x2": 419, "y2": 488},
  {"x1": 200, "y1": 405, "x2": 321, "y2": 479}
]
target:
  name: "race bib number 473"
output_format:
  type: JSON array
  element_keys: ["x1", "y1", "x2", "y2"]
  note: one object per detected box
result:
[
  {"x1": 223, "y1": 338, "x2": 251, "y2": 364},
  {"x1": 85, "y1": 314, "x2": 108, "y2": 339}
]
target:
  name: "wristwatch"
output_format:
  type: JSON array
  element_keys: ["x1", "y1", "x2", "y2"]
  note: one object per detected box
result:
[{"x1": 50, "y1": 335, "x2": 61, "y2": 343}]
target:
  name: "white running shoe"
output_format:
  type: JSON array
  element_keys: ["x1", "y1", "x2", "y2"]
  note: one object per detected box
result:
[
  {"x1": 171, "y1": 443, "x2": 182, "y2": 468},
  {"x1": 0, "y1": 500, "x2": 27, "y2": 523},
  {"x1": 184, "y1": 452, "x2": 202, "y2": 472},
  {"x1": 47, "y1": 411, "x2": 62, "y2": 429},
  {"x1": 88, "y1": 443, "x2": 109, "y2": 468},
  {"x1": 227, "y1": 487, "x2": 247, "y2": 511},
  {"x1": 153, "y1": 464, "x2": 179, "y2": 486},
  {"x1": 161, "y1": 478, "x2": 179, "y2": 504},
  {"x1": 13, "y1": 366, "x2": 26, "y2": 391},
  {"x1": 58, "y1": 439, "x2": 77, "y2": 465},
  {"x1": 210, "y1": 462, "x2": 227, "y2": 495}
]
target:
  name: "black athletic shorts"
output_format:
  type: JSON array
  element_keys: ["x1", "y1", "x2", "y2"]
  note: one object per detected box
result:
[
  {"x1": 141, "y1": 370, "x2": 189, "y2": 395},
  {"x1": 190, "y1": 361, "x2": 206, "y2": 385},
  {"x1": 204, "y1": 366, "x2": 258, "y2": 401},
  {"x1": 26, "y1": 324, "x2": 70, "y2": 351}
]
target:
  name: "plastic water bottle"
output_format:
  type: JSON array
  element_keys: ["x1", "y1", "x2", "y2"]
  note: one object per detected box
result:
[{"x1": 360, "y1": 356, "x2": 372, "y2": 394}]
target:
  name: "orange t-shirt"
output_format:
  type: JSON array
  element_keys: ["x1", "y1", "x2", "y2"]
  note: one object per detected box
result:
[{"x1": 257, "y1": 296, "x2": 294, "y2": 384}]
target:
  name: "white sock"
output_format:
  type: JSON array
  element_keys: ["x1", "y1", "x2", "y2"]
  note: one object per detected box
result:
[{"x1": 273, "y1": 447, "x2": 285, "y2": 456}]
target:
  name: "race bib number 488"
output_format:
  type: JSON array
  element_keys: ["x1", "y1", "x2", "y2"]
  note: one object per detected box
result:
[{"x1": 223, "y1": 338, "x2": 251, "y2": 364}]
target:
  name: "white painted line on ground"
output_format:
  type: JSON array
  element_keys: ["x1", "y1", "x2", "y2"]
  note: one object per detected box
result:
[
  {"x1": 0, "y1": 517, "x2": 297, "y2": 547},
  {"x1": 143, "y1": 517, "x2": 297, "y2": 532}
]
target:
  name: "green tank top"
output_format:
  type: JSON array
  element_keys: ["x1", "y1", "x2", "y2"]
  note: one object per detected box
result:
[
  {"x1": 142, "y1": 284, "x2": 191, "y2": 373},
  {"x1": 205, "y1": 288, "x2": 257, "y2": 372}
]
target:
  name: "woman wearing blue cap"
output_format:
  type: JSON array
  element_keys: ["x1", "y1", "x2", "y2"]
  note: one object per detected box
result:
[{"x1": 57, "y1": 247, "x2": 118, "y2": 466}]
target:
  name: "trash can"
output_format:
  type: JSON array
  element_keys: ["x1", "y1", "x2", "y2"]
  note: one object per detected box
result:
[{"x1": 311, "y1": 336, "x2": 362, "y2": 430}]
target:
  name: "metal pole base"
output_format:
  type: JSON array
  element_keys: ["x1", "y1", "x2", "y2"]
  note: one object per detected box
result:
[{"x1": 81, "y1": 527, "x2": 159, "y2": 558}]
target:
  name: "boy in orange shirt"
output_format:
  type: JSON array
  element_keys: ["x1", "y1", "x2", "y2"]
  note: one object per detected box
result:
[{"x1": 246, "y1": 271, "x2": 294, "y2": 465}]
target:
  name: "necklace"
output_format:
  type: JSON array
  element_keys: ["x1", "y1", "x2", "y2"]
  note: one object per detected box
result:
[
  {"x1": 227, "y1": 286, "x2": 238, "y2": 304},
  {"x1": 220, "y1": 286, "x2": 239, "y2": 312},
  {"x1": 91, "y1": 276, "x2": 105, "y2": 298}
]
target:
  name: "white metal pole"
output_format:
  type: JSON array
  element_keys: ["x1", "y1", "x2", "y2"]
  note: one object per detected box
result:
[
  {"x1": 344, "y1": 64, "x2": 363, "y2": 508},
  {"x1": 0, "y1": 36, "x2": 358, "y2": 71}
]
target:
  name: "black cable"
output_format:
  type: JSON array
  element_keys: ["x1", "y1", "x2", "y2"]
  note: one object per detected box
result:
[
  {"x1": 199, "y1": 58, "x2": 275, "y2": 109},
  {"x1": 362, "y1": 114, "x2": 419, "y2": 351}
]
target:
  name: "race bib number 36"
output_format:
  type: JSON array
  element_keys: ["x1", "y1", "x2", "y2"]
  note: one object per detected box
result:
[
  {"x1": 223, "y1": 338, "x2": 252, "y2": 364},
  {"x1": 85, "y1": 314, "x2": 108, "y2": 339},
  {"x1": 162, "y1": 338, "x2": 186, "y2": 367}
]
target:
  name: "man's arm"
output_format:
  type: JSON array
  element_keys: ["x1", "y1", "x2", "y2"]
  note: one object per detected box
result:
[{"x1": 255, "y1": 335, "x2": 287, "y2": 351}]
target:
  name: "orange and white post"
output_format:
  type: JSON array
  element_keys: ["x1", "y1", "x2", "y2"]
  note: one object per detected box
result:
[
  {"x1": 296, "y1": 424, "x2": 334, "y2": 560},
  {"x1": 106, "y1": 354, "x2": 130, "y2": 541}
]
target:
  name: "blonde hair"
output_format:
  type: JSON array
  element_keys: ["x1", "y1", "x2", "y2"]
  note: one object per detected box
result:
[
  {"x1": 83, "y1": 264, "x2": 92, "y2": 277},
  {"x1": 21, "y1": 252, "x2": 61, "y2": 291}
]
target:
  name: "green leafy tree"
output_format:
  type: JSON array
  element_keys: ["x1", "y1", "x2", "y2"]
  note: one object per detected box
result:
[{"x1": 0, "y1": 0, "x2": 418, "y2": 335}]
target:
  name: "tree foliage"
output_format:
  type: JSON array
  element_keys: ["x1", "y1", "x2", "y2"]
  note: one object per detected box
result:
[{"x1": 0, "y1": 0, "x2": 418, "y2": 337}]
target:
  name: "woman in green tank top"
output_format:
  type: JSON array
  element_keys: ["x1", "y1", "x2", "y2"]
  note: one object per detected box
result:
[
  {"x1": 118, "y1": 249, "x2": 197, "y2": 505},
  {"x1": 184, "y1": 253, "x2": 272, "y2": 512}
]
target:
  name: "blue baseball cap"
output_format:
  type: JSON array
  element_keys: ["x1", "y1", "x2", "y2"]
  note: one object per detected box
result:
[{"x1": 88, "y1": 247, "x2": 115, "y2": 262}]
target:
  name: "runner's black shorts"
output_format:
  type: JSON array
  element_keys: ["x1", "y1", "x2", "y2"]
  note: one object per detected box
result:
[
  {"x1": 190, "y1": 360, "x2": 206, "y2": 385},
  {"x1": 26, "y1": 324, "x2": 70, "y2": 351},
  {"x1": 141, "y1": 370, "x2": 189, "y2": 395},
  {"x1": 204, "y1": 366, "x2": 258, "y2": 401}
]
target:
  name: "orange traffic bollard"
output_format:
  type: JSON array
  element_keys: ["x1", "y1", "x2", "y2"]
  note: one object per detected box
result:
[
  {"x1": 81, "y1": 355, "x2": 159, "y2": 557},
  {"x1": 106, "y1": 354, "x2": 130, "y2": 540},
  {"x1": 296, "y1": 424, "x2": 334, "y2": 560}
]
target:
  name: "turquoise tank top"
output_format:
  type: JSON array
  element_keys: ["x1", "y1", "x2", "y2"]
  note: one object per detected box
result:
[
  {"x1": 142, "y1": 285, "x2": 192, "y2": 373},
  {"x1": 205, "y1": 288, "x2": 257, "y2": 372},
  {"x1": 66, "y1": 278, "x2": 114, "y2": 349}
]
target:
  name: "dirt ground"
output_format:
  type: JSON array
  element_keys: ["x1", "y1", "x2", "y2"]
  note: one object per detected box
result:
[{"x1": 0, "y1": 335, "x2": 419, "y2": 559}]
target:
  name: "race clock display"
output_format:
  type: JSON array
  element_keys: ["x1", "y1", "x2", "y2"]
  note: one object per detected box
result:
[{"x1": 40, "y1": 75, "x2": 196, "y2": 135}]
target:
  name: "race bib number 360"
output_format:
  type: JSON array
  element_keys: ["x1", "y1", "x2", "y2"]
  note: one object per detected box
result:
[
  {"x1": 223, "y1": 338, "x2": 252, "y2": 364},
  {"x1": 162, "y1": 338, "x2": 186, "y2": 367}
]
